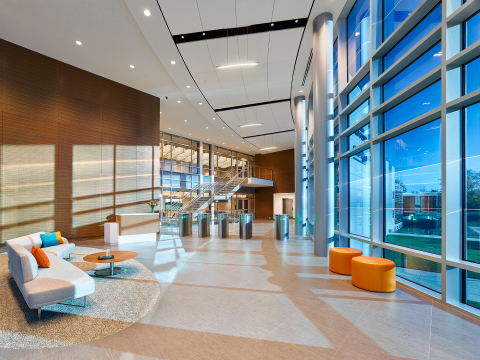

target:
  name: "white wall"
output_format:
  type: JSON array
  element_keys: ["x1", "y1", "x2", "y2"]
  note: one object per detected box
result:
[{"x1": 273, "y1": 193, "x2": 295, "y2": 216}]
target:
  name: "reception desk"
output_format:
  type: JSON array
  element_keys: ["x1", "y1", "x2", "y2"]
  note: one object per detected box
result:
[{"x1": 105, "y1": 213, "x2": 159, "y2": 245}]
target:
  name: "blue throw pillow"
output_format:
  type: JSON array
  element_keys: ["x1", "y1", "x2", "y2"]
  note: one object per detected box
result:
[{"x1": 40, "y1": 233, "x2": 59, "y2": 248}]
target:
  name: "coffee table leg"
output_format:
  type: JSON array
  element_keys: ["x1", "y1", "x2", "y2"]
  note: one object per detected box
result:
[{"x1": 110, "y1": 262, "x2": 114, "y2": 276}]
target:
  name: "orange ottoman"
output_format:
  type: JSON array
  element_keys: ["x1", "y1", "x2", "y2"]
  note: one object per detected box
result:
[
  {"x1": 352, "y1": 256, "x2": 396, "y2": 292},
  {"x1": 329, "y1": 247, "x2": 363, "y2": 275}
]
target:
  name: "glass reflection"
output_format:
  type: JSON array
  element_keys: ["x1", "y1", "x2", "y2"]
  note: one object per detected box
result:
[
  {"x1": 349, "y1": 148, "x2": 371, "y2": 238},
  {"x1": 348, "y1": 0, "x2": 370, "y2": 80},
  {"x1": 383, "y1": 0, "x2": 423, "y2": 40}
]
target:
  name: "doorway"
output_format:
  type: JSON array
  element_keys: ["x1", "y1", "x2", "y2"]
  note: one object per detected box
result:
[
  {"x1": 237, "y1": 198, "x2": 249, "y2": 213},
  {"x1": 282, "y1": 198, "x2": 293, "y2": 218}
]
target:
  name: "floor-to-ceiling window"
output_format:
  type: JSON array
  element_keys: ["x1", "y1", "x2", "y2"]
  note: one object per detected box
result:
[
  {"x1": 347, "y1": 0, "x2": 370, "y2": 80},
  {"x1": 349, "y1": 149, "x2": 371, "y2": 238}
]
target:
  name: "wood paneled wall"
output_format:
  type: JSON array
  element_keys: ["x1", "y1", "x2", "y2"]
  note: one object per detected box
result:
[
  {"x1": 254, "y1": 149, "x2": 294, "y2": 218},
  {"x1": 0, "y1": 39, "x2": 160, "y2": 242}
]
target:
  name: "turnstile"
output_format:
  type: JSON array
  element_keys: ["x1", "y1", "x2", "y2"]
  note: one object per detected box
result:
[
  {"x1": 179, "y1": 213, "x2": 192, "y2": 237},
  {"x1": 197, "y1": 213, "x2": 211, "y2": 238},
  {"x1": 218, "y1": 213, "x2": 229, "y2": 238},
  {"x1": 239, "y1": 213, "x2": 253, "y2": 239},
  {"x1": 275, "y1": 214, "x2": 290, "y2": 241}
]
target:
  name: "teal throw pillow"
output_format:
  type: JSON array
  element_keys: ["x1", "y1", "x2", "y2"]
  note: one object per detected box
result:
[{"x1": 40, "y1": 233, "x2": 59, "y2": 248}]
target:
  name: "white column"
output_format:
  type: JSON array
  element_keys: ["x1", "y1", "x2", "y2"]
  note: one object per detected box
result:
[
  {"x1": 294, "y1": 96, "x2": 308, "y2": 236},
  {"x1": 312, "y1": 13, "x2": 334, "y2": 257}
]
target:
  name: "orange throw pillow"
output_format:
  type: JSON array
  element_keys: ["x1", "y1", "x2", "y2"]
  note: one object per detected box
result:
[{"x1": 32, "y1": 246, "x2": 50, "y2": 268}]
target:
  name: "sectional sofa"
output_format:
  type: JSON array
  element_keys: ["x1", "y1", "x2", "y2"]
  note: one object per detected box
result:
[{"x1": 6, "y1": 232, "x2": 95, "y2": 319}]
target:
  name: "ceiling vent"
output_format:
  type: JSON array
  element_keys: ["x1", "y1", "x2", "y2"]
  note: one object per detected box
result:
[{"x1": 301, "y1": 49, "x2": 313, "y2": 87}]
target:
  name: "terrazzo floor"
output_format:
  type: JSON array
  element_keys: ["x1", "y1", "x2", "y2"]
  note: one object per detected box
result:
[{"x1": 1, "y1": 220, "x2": 480, "y2": 359}]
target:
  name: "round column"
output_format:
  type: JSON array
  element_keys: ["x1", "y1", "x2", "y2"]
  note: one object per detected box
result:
[
  {"x1": 312, "y1": 13, "x2": 334, "y2": 257},
  {"x1": 294, "y1": 96, "x2": 307, "y2": 236}
]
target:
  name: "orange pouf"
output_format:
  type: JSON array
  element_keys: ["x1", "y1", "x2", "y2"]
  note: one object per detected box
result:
[
  {"x1": 352, "y1": 256, "x2": 396, "y2": 292},
  {"x1": 329, "y1": 247, "x2": 363, "y2": 275}
]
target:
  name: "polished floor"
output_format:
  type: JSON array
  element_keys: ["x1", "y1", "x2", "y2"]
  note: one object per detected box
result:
[{"x1": 2, "y1": 220, "x2": 480, "y2": 359}]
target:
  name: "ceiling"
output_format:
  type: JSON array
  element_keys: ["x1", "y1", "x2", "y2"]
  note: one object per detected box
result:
[{"x1": 0, "y1": 0, "x2": 348, "y2": 155}]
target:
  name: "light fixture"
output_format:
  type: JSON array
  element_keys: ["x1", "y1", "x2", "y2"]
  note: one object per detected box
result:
[
  {"x1": 213, "y1": 118, "x2": 215, "y2": 120},
  {"x1": 239, "y1": 123, "x2": 263, "y2": 128},
  {"x1": 189, "y1": 133, "x2": 191, "y2": 135},
  {"x1": 160, "y1": 112, "x2": 162, "y2": 114},
  {"x1": 144, "y1": 9, "x2": 151, "y2": 16},
  {"x1": 75, "y1": 41, "x2": 82, "y2": 45},
  {"x1": 215, "y1": 62, "x2": 260, "y2": 69},
  {"x1": 355, "y1": 32, "x2": 360, "y2": 36},
  {"x1": 168, "y1": 127, "x2": 171, "y2": 129},
  {"x1": 206, "y1": 127, "x2": 208, "y2": 129},
  {"x1": 199, "y1": 103, "x2": 202, "y2": 105},
  {"x1": 177, "y1": 100, "x2": 181, "y2": 103},
  {"x1": 130, "y1": 65, "x2": 135, "y2": 68},
  {"x1": 242, "y1": 142, "x2": 244, "y2": 143},
  {"x1": 271, "y1": 23, "x2": 274, "y2": 26},
  {"x1": 171, "y1": 61, "x2": 176, "y2": 64},
  {"x1": 295, "y1": 20, "x2": 298, "y2": 23},
  {"x1": 186, "y1": 85, "x2": 190, "y2": 88},
  {"x1": 222, "y1": 127, "x2": 225, "y2": 129},
  {"x1": 237, "y1": 147, "x2": 238, "y2": 148},
  {"x1": 223, "y1": 143, "x2": 225, "y2": 144},
  {"x1": 184, "y1": 120, "x2": 187, "y2": 122},
  {"x1": 299, "y1": 90, "x2": 303, "y2": 93},
  {"x1": 203, "y1": 32, "x2": 205, "y2": 35},
  {"x1": 207, "y1": 138, "x2": 209, "y2": 140},
  {"x1": 182, "y1": 36, "x2": 184, "y2": 39},
  {"x1": 231, "y1": 134, "x2": 234, "y2": 136},
  {"x1": 259, "y1": 147, "x2": 277, "y2": 151}
]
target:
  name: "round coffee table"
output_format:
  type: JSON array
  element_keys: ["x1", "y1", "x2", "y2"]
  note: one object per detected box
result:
[{"x1": 83, "y1": 251, "x2": 138, "y2": 276}]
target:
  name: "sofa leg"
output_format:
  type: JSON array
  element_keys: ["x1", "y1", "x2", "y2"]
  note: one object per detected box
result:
[{"x1": 38, "y1": 308, "x2": 41, "y2": 320}]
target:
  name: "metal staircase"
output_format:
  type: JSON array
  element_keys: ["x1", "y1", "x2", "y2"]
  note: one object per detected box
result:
[{"x1": 172, "y1": 166, "x2": 249, "y2": 218}]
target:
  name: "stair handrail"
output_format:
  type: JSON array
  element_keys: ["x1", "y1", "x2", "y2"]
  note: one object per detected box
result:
[{"x1": 214, "y1": 165, "x2": 250, "y2": 197}]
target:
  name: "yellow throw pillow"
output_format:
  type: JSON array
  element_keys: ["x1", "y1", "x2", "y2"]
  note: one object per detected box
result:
[
  {"x1": 32, "y1": 246, "x2": 50, "y2": 268},
  {"x1": 47, "y1": 231, "x2": 64, "y2": 244}
]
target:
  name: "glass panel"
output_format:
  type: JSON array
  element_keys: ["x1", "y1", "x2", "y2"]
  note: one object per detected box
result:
[
  {"x1": 383, "y1": 4, "x2": 442, "y2": 70},
  {"x1": 464, "y1": 56, "x2": 480, "y2": 95},
  {"x1": 384, "y1": 119, "x2": 442, "y2": 255},
  {"x1": 464, "y1": 102, "x2": 480, "y2": 264},
  {"x1": 348, "y1": 99, "x2": 370, "y2": 127},
  {"x1": 350, "y1": 239, "x2": 371, "y2": 255},
  {"x1": 334, "y1": 144, "x2": 339, "y2": 158},
  {"x1": 465, "y1": 10, "x2": 480, "y2": 49},
  {"x1": 348, "y1": 123, "x2": 371, "y2": 150},
  {"x1": 335, "y1": 163, "x2": 339, "y2": 229},
  {"x1": 384, "y1": 80, "x2": 441, "y2": 132},
  {"x1": 334, "y1": 125, "x2": 339, "y2": 138},
  {"x1": 347, "y1": 0, "x2": 370, "y2": 80},
  {"x1": 384, "y1": 42, "x2": 441, "y2": 101},
  {"x1": 334, "y1": 106, "x2": 339, "y2": 119},
  {"x1": 383, "y1": 0, "x2": 423, "y2": 40},
  {"x1": 385, "y1": 249, "x2": 441, "y2": 292},
  {"x1": 349, "y1": 148, "x2": 371, "y2": 237},
  {"x1": 348, "y1": 74, "x2": 370, "y2": 104},
  {"x1": 466, "y1": 270, "x2": 480, "y2": 309},
  {"x1": 334, "y1": 39, "x2": 339, "y2": 97}
]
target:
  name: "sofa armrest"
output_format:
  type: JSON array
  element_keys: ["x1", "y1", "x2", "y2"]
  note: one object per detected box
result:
[{"x1": 61, "y1": 237, "x2": 69, "y2": 244}]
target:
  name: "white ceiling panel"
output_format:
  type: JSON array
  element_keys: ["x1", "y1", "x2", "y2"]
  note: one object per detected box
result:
[
  {"x1": 242, "y1": 33, "x2": 270, "y2": 64},
  {"x1": 197, "y1": 0, "x2": 237, "y2": 31},
  {"x1": 216, "y1": 68, "x2": 245, "y2": 92},
  {"x1": 241, "y1": 64, "x2": 268, "y2": 88},
  {"x1": 245, "y1": 86, "x2": 270, "y2": 103},
  {"x1": 268, "y1": 28, "x2": 304, "y2": 63},
  {"x1": 203, "y1": 91, "x2": 231, "y2": 109},
  {"x1": 193, "y1": 71, "x2": 222, "y2": 93},
  {"x1": 268, "y1": 82, "x2": 291, "y2": 100},
  {"x1": 157, "y1": 0, "x2": 203, "y2": 35},
  {"x1": 207, "y1": 37, "x2": 240, "y2": 67},
  {"x1": 236, "y1": 0, "x2": 275, "y2": 27},
  {"x1": 267, "y1": 61, "x2": 295, "y2": 85},
  {"x1": 272, "y1": 0, "x2": 314, "y2": 22},
  {"x1": 222, "y1": 88, "x2": 249, "y2": 107},
  {"x1": 177, "y1": 42, "x2": 215, "y2": 74}
]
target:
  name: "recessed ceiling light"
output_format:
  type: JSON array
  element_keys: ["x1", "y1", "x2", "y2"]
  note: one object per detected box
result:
[
  {"x1": 130, "y1": 65, "x2": 135, "y2": 68},
  {"x1": 295, "y1": 20, "x2": 298, "y2": 23},
  {"x1": 239, "y1": 123, "x2": 263, "y2": 128},
  {"x1": 206, "y1": 127, "x2": 208, "y2": 129},
  {"x1": 249, "y1": 150, "x2": 250, "y2": 151},
  {"x1": 189, "y1": 133, "x2": 191, "y2": 135},
  {"x1": 186, "y1": 85, "x2": 190, "y2": 88},
  {"x1": 207, "y1": 138, "x2": 209, "y2": 140},
  {"x1": 160, "y1": 112, "x2": 162, "y2": 114},
  {"x1": 168, "y1": 127, "x2": 171, "y2": 129},
  {"x1": 242, "y1": 142, "x2": 244, "y2": 143},
  {"x1": 199, "y1": 103, "x2": 202, "y2": 105},
  {"x1": 231, "y1": 134, "x2": 234, "y2": 136},
  {"x1": 223, "y1": 143, "x2": 225, "y2": 144},
  {"x1": 184, "y1": 119, "x2": 187, "y2": 122},
  {"x1": 271, "y1": 23, "x2": 274, "y2": 26},
  {"x1": 75, "y1": 41, "x2": 82, "y2": 45},
  {"x1": 216, "y1": 62, "x2": 260, "y2": 69},
  {"x1": 181, "y1": 36, "x2": 184, "y2": 39},
  {"x1": 260, "y1": 147, "x2": 277, "y2": 151},
  {"x1": 213, "y1": 118, "x2": 215, "y2": 120},
  {"x1": 299, "y1": 90, "x2": 303, "y2": 93},
  {"x1": 177, "y1": 101, "x2": 181, "y2": 103},
  {"x1": 222, "y1": 127, "x2": 225, "y2": 129},
  {"x1": 171, "y1": 61, "x2": 176, "y2": 64},
  {"x1": 203, "y1": 33, "x2": 205, "y2": 35},
  {"x1": 237, "y1": 147, "x2": 238, "y2": 148},
  {"x1": 144, "y1": 9, "x2": 151, "y2": 16}
]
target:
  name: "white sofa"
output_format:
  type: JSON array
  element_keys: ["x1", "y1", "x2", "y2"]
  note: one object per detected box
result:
[{"x1": 6, "y1": 232, "x2": 95, "y2": 319}]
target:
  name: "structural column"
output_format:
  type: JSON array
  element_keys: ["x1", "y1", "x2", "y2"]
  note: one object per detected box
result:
[
  {"x1": 198, "y1": 141, "x2": 203, "y2": 185},
  {"x1": 294, "y1": 96, "x2": 307, "y2": 236},
  {"x1": 312, "y1": 13, "x2": 334, "y2": 256}
]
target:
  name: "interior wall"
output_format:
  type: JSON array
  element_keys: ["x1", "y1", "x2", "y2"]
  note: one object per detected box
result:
[
  {"x1": 273, "y1": 193, "x2": 295, "y2": 216},
  {"x1": 0, "y1": 38, "x2": 160, "y2": 243},
  {"x1": 254, "y1": 149, "x2": 294, "y2": 218}
]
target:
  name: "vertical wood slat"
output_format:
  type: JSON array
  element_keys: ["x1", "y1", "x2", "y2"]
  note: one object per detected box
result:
[{"x1": 0, "y1": 38, "x2": 159, "y2": 243}]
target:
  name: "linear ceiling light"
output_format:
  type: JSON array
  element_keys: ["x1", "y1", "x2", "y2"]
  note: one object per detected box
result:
[
  {"x1": 239, "y1": 123, "x2": 263, "y2": 128},
  {"x1": 215, "y1": 62, "x2": 260, "y2": 69},
  {"x1": 259, "y1": 147, "x2": 277, "y2": 151}
]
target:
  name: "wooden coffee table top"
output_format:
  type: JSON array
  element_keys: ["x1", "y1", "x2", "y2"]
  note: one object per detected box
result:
[{"x1": 83, "y1": 251, "x2": 138, "y2": 263}]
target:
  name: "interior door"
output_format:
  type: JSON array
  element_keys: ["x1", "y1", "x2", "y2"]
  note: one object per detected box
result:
[{"x1": 282, "y1": 199, "x2": 294, "y2": 218}]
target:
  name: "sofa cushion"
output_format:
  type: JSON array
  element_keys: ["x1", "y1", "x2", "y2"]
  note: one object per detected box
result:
[
  {"x1": 47, "y1": 231, "x2": 64, "y2": 244},
  {"x1": 6, "y1": 232, "x2": 44, "y2": 253},
  {"x1": 43, "y1": 243, "x2": 75, "y2": 258},
  {"x1": 8, "y1": 243, "x2": 38, "y2": 283},
  {"x1": 22, "y1": 254, "x2": 95, "y2": 309},
  {"x1": 32, "y1": 246, "x2": 50, "y2": 268},
  {"x1": 40, "y1": 233, "x2": 59, "y2": 248}
]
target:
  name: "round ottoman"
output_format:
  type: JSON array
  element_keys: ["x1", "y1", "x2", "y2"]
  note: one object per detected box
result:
[
  {"x1": 329, "y1": 247, "x2": 363, "y2": 275},
  {"x1": 352, "y1": 256, "x2": 396, "y2": 292}
]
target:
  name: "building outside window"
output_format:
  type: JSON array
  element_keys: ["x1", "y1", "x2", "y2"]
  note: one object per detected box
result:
[
  {"x1": 349, "y1": 148, "x2": 371, "y2": 238},
  {"x1": 383, "y1": 0, "x2": 424, "y2": 41},
  {"x1": 348, "y1": 74, "x2": 370, "y2": 104},
  {"x1": 333, "y1": 39, "x2": 339, "y2": 97},
  {"x1": 347, "y1": 0, "x2": 370, "y2": 80},
  {"x1": 348, "y1": 98, "x2": 370, "y2": 127}
]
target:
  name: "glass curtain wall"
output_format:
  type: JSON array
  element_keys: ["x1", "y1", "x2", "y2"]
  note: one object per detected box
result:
[{"x1": 309, "y1": 0, "x2": 480, "y2": 316}]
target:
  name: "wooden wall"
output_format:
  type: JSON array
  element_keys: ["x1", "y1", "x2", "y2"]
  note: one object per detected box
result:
[
  {"x1": 0, "y1": 38, "x2": 160, "y2": 242},
  {"x1": 254, "y1": 149, "x2": 294, "y2": 218}
]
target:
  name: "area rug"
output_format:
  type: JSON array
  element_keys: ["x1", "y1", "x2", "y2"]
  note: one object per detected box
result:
[{"x1": 0, "y1": 246, "x2": 160, "y2": 349}]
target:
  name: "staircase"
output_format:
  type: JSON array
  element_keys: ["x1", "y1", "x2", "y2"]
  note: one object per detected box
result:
[{"x1": 172, "y1": 166, "x2": 249, "y2": 218}]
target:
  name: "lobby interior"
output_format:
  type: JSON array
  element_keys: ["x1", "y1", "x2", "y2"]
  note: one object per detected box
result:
[{"x1": 1, "y1": 0, "x2": 480, "y2": 359}]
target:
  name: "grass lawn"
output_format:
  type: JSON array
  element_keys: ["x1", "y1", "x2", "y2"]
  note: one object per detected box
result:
[{"x1": 386, "y1": 234, "x2": 441, "y2": 255}]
